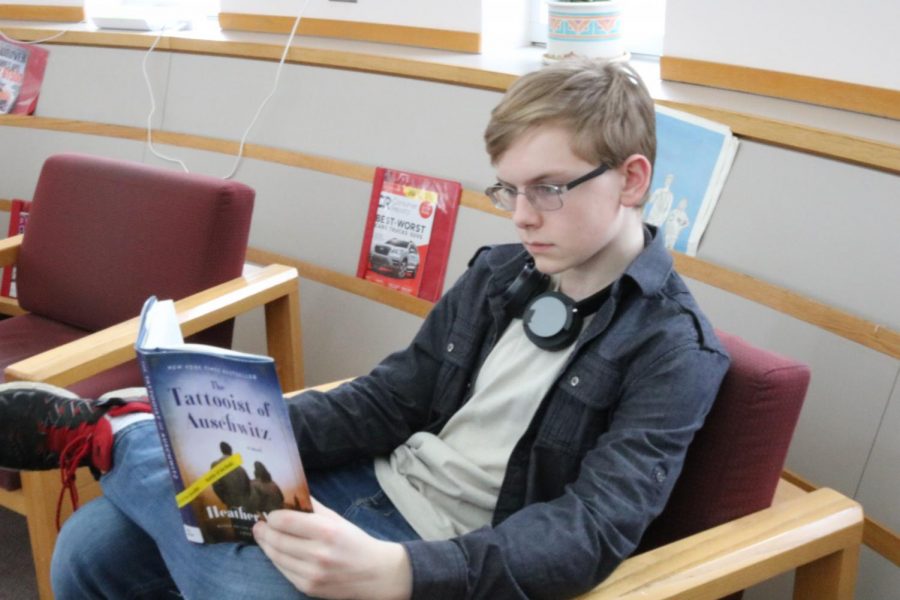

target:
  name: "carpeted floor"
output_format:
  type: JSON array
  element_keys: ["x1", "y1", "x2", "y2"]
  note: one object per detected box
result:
[{"x1": 0, "y1": 506, "x2": 38, "y2": 599}]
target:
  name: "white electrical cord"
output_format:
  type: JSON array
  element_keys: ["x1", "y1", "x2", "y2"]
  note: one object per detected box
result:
[
  {"x1": 141, "y1": 29, "x2": 189, "y2": 172},
  {"x1": 142, "y1": 0, "x2": 311, "y2": 179}
]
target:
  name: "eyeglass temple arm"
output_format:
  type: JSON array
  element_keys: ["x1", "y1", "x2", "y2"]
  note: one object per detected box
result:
[{"x1": 565, "y1": 164, "x2": 610, "y2": 190}]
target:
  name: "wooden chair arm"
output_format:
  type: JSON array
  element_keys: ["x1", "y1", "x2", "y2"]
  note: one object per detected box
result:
[
  {"x1": 0, "y1": 296, "x2": 25, "y2": 316},
  {"x1": 4, "y1": 263, "x2": 304, "y2": 391},
  {"x1": 579, "y1": 487, "x2": 863, "y2": 600},
  {"x1": 0, "y1": 233, "x2": 22, "y2": 267}
]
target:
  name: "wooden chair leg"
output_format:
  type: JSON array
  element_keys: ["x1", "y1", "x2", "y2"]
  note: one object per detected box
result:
[
  {"x1": 793, "y1": 544, "x2": 860, "y2": 600},
  {"x1": 265, "y1": 286, "x2": 304, "y2": 393},
  {"x1": 21, "y1": 470, "x2": 63, "y2": 600}
]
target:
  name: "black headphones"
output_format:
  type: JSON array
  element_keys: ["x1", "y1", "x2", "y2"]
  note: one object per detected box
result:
[{"x1": 504, "y1": 261, "x2": 610, "y2": 351}]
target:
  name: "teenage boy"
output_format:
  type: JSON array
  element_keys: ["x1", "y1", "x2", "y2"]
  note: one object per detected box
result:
[{"x1": 0, "y1": 57, "x2": 728, "y2": 600}]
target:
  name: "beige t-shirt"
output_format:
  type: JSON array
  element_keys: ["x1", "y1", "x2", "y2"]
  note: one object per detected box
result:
[{"x1": 374, "y1": 317, "x2": 577, "y2": 540}]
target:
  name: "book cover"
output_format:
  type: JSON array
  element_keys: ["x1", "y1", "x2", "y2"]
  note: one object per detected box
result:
[
  {"x1": 356, "y1": 168, "x2": 462, "y2": 302},
  {"x1": 0, "y1": 39, "x2": 48, "y2": 115},
  {"x1": 136, "y1": 296, "x2": 313, "y2": 544},
  {"x1": 1, "y1": 199, "x2": 30, "y2": 298},
  {"x1": 643, "y1": 105, "x2": 739, "y2": 256}
]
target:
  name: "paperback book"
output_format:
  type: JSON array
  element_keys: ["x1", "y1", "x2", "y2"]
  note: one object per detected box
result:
[
  {"x1": 0, "y1": 39, "x2": 49, "y2": 115},
  {"x1": 136, "y1": 296, "x2": 313, "y2": 544},
  {"x1": 356, "y1": 168, "x2": 461, "y2": 302}
]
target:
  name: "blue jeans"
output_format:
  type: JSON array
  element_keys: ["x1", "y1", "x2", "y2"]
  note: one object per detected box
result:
[{"x1": 51, "y1": 421, "x2": 420, "y2": 599}]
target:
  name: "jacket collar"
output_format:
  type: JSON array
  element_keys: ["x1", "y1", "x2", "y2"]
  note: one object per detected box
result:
[{"x1": 616, "y1": 225, "x2": 673, "y2": 298}]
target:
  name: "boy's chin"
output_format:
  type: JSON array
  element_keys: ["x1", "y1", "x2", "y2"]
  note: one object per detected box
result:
[{"x1": 530, "y1": 256, "x2": 566, "y2": 276}]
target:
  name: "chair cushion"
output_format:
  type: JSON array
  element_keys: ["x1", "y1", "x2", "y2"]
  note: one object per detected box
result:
[
  {"x1": 0, "y1": 311, "x2": 151, "y2": 399},
  {"x1": 0, "y1": 313, "x2": 86, "y2": 368},
  {"x1": 637, "y1": 330, "x2": 810, "y2": 551},
  {"x1": 16, "y1": 153, "x2": 254, "y2": 331}
]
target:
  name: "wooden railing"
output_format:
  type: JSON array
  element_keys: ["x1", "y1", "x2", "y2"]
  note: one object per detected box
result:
[
  {"x1": 0, "y1": 26, "x2": 896, "y2": 174},
  {"x1": 660, "y1": 57, "x2": 900, "y2": 121}
]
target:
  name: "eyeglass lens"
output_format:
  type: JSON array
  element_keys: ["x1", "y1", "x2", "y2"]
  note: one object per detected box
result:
[{"x1": 487, "y1": 164, "x2": 609, "y2": 212}]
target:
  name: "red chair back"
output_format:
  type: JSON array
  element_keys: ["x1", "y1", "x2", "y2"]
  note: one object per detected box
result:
[
  {"x1": 17, "y1": 153, "x2": 254, "y2": 330},
  {"x1": 0, "y1": 153, "x2": 254, "y2": 401},
  {"x1": 638, "y1": 330, "x2": 810, "y2": 552}
]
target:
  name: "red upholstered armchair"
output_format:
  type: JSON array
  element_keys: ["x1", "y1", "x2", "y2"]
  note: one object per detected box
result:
[{"x1": 0, "y1": 153, "x2": 304, "y2": 600}]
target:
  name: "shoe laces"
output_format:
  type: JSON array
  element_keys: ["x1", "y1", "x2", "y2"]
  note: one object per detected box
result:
[
  {"x1": 49, "y1": 422, "x2": 95, "y2": 530},
  {"x1": 42, "y1": 400, "x2": 150, "y2": 530}
]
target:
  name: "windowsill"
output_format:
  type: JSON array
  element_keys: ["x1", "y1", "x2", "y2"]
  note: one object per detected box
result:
[{"x1": 2, "y1": 17, "x2": 899, "y2": 151}]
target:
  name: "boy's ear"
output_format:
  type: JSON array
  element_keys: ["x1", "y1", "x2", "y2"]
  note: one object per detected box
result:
[{"x1": 618, "y1": 154, "x2": 652, "y2": 208}]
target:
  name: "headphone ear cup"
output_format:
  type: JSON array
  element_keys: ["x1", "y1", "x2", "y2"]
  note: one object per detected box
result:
[
  {"x1": 522, "y1": 291, "x2": 583, "y2": 351},
  {"x1": 504, "y1": 263, "x2": 549, "y2": 318}
]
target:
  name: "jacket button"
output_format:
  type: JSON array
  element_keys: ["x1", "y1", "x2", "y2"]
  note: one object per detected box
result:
[
  {"x1": 654, "y1": 467, "x2": 666, "y2": 483},
  {"x1": 570, "y1": 376, "x2": 579, "y2": 386},
  {"x1": 447, "y1": 343, "x2": 454, "y2": 353}
]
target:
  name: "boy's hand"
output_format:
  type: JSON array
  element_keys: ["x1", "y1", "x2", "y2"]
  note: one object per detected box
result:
[{"x1": 253, "y1": 498, "x2": 413, "y2": 600}]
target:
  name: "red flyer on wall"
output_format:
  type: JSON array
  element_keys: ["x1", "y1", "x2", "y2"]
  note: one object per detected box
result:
[
  {"x1": 0, "y1": 38, "x2": 49, "y2": 115},
  {"x1": 1, "y1": 199, "x2": 30, "y2": 298},
  {"x1": 356, "y1": 168, "x2": 462, "y2": 302}
]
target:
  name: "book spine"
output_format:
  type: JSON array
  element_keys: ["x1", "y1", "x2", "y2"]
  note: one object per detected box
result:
[
  {"x1": 136, "y1": 351, "x2": 204, "y2": 540},
  {"x1": 418, "y1": 182, "x2": 461, "y2": 302},
  {"x1": 356, "y1": 166, "x2": 387, "y2": 279}
]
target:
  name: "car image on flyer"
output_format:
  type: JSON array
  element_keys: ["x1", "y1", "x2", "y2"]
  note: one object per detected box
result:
[{"x1": 356, "y1": 168, "x2": 462, "y2": 301}]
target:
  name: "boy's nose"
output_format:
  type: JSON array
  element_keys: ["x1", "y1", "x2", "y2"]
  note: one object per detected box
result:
[{"x1": 511, "y1": 194, "x2": 541, "y2": 229}]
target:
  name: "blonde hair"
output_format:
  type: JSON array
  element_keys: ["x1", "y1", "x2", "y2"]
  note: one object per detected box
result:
[{"x1": 485, "y1": 58, "x2": 656, "y2": 171}]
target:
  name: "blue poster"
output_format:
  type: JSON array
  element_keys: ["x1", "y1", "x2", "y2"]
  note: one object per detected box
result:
[{"x1": 643, "y1": 105, "x2": 738, "y2": 255}]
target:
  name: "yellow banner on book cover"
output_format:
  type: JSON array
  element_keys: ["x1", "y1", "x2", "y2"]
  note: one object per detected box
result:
[
  {"x1": 175, "y1": 453, "x2": 243, "y2": 508},
  {"x1": 402, "y1": 186, "x2": 437, "y2": 204}
]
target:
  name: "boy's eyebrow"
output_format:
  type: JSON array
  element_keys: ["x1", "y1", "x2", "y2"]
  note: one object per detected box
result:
[{"x1": 496, "y1": 171, "x2": 569, "y2": 187}]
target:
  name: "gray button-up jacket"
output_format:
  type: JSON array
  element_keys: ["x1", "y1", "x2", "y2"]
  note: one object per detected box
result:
[{"x1": 289, "y1": 227, "x2": 730, "y2": 599}]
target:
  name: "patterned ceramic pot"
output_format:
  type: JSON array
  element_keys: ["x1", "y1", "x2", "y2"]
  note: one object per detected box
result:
[{"x1": 545, "y1": 0, "x2": 625, "y2": 62}]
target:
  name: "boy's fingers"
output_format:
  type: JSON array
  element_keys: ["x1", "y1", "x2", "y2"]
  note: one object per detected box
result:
[{"x1": 262, "y1": 501, "x2": 345, "y2": 542}]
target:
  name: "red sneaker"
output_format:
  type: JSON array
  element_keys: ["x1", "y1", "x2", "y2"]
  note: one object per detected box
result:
[{"x1": 0, "y1": 382, "x2": 151, "y2": 527}]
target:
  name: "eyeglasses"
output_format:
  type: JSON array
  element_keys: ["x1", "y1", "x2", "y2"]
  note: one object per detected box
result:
[{"x1": 485, "y1": 164, "x2": 610, "y2": 212}]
